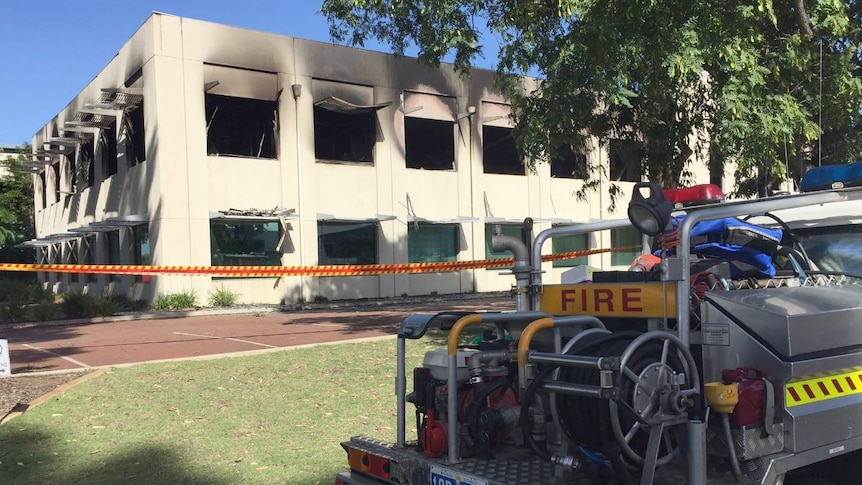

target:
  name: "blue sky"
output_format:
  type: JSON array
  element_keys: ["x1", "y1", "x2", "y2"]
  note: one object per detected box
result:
[{"x1": 0, "y1": 1, "x2": 499, "y2": 147}]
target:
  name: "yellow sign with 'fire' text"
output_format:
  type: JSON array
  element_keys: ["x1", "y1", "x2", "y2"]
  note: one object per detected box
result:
[{"x1": 540, "y1": 283, "x2": 677, "y2": 318}]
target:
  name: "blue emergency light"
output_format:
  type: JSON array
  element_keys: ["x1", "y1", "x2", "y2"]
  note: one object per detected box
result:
[{"x1": 800, "y1": 161, "x2": 862, "y2": 192}]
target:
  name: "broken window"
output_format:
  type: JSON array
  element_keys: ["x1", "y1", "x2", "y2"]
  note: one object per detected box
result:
[
  {"x1": 81, "y1": 139, "x2": 95, "y2": 187},
  {"x1": 38, "y1": 171, "x2": 46, "y2": 209},
  {"x1": 313, "y1": 79, "x2": 389, "y2": 164},
  {"x1": 52, "y1": 162, "x2": 60, "y2": 203},
  {"x1": 551, "y1": 145, "x2": 588, "y2": 179},
  {"x1": 609, "y1": 139, "x2": 643, "y2": 182},
  {"x1": 405, "y1": 118, "x2": 455, "y2": 170},
  {"x1": 206, "y1": 95, "x2": 277, "y2": 158},
  {"x1": 122, "y1": 100, "x2": 146, "y2": 166},
  {"x1": 408, "y1": 223, "x2": 459, "y2": 263},
  {"x1": 99, "y1": 123, "x2": 118, "y2": 179},
  {"x1": 551, "y1": 227, "x2": 589, "y2": 268},
  {"x1": 204, "y1": 64, "x2": 278, "y2": 159},
  {"x1": 66, "y1": 146, "x2": 77, "y2": 193},
  {"x1": 210, "y1": 220, "x2": 281, "y2": 266},
  {"x1": 318, "y1": 221, "x2": 378, "y2": 265},
  {"x1": 482, "y1": 126, "x2": 523, "y2": 175},
  {"x1": 403, "y1": 91, "x2": 456, "y2": 170}
]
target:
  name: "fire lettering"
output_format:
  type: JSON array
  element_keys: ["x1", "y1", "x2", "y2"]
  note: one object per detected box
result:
[
  {"x1": 594, "y1": 289, "x2": 614, "y2": 311},
  {"x1": 621, "y1": 288, "x2": 643, "y2": 312}
]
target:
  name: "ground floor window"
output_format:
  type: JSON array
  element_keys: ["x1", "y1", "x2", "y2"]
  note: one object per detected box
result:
[
  {"x1": 611, "y1": 227, "x2": 641, "y2": 267},
  {"x1": 67, "y1": 240, "x2": 79, "y2": 283},
  {"x1": 551, "y1": 230, "x2": 590, "y2": 268},
  {"x1": 408, "y1": 223, "x2": 459, "y2": 263},
  {"x1": 318, "y1": 222, "x2": 378, "y2": 265},
  {"x1": 210, "y1": 220, "x2": 281, "y2": 266},
  {"x1": 134, "y1": 225, "x2": 151, "y2": 282},
  {"x1": 106, "y1": 230, "x2": 121, "y2": 282}
]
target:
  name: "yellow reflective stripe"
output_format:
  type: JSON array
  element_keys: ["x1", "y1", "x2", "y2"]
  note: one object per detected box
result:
[{"x1": 786, "y1": 369, "x2": 862, "y2": 407}]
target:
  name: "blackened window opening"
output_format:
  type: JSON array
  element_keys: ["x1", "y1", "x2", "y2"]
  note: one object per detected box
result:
[
  {"x1": 39, "y1": 171, "x2": 46, "y2": 208},
  {"x1": 405, "y1": 117, "x2": 455, "y2": 170},
  {"x1": 482, "y1": 126, "x2": 523, "y2": 175},
  {"x1": 67, "y1": 147, "x2": 77, "y2": 192},
  {"x1": 123, "y1": 101, "x2": 146, "y2": 166},
  {"x1": 52, "y1": 162, "x2": 60, "y2": 201},
  {"x1": 551, "y1": 145, "x2": 588, "y2": 179},
  {"x1": 314, "y1": 106, "x2": 375, "y2": 163},
  {"x1": 205, "y1": 94, "x2": 277, "y2": 159},
  {"x1": 609, "y1": 139, "x2": 643, "y2": 182},
  {"x1": 81, "y1": 140, "x2": 95, "y2": 187},
  {"x1": 100, "y1": 124, "x2": 118, "y2": 179}
]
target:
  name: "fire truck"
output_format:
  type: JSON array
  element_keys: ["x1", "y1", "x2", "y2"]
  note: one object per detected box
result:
[{"x1": 336, "y1": 163, "x2": 862, "y2": 485}]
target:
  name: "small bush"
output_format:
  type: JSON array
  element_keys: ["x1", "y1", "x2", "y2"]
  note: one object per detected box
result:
[
  {"x1": 152, "y1": 290, "x2": 198, "y2": 311},
  {"x1": 208, "y1": 287, "x2": 240, "y2": 307},
  {"x1": 312, "y1": 294, "x2": 329, "y2": 303},
  {"x1": 30, "y1": 302, "x2": 58, "y2": 321},
  {"x1": 0, "y1": 302, "x2": 27, "y2": 322},
  {"x1": 60, "y1": 293, "x2": 120, "y2": 319}
]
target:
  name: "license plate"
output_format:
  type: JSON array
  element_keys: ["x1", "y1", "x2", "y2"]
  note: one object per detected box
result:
[{"x1": 429, "y1": 465, "x2": 488, "y2": 485}]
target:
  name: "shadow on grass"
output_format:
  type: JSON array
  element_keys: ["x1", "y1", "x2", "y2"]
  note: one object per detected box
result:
[{"x1": 0, "y1": 428, "x2": 232, "y2": 485}]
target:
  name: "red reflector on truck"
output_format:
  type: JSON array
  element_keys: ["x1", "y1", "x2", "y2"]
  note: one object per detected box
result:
[
  {"x1": 663, "y1": 184, "x2": 724, "y2": 207},
  {"x1": 346, "y1": 446, "x2": 391, "y2": 480}
]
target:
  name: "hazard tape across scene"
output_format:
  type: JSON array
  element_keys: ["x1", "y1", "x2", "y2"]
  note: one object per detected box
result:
[{"x1": 0, "y1": 247, "x2": 633, "y2": 278}]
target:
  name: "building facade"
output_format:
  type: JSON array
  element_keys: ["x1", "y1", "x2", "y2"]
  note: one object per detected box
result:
[{"x1": 26, "y1": 13, "x2": 713, "y2": 304}]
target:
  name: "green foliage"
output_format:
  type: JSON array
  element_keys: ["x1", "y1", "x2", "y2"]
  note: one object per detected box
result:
[
  {"x1": 59, "y1": 293, "x2": 120, "y2": 319},
  {"x1": 152, "y1": 290, "x2": 199, "y2": 311},
  {"x1": 0, "y1": 279, "x2": 53, "y2": 322},
  {"x1": 207, "y1": 286, "x2": 240, "y2": 307},
  {"x1": 312, "y1": 294, "x2": 329, "y2": 303},
  {"x1": 322, "y1": 0, "x2": 862, "y2": 199},
  {"x1": 0, "y1": 146, "x2": 36, "y2": 248}
]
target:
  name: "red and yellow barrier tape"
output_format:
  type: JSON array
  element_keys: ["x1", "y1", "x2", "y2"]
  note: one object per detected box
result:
[{"x1": 0, "y1": 247, "x2": 635, "y2": 278}]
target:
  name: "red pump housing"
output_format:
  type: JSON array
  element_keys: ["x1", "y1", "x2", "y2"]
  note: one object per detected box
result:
[{"x1": 722, "y1": 367, "x2": 766, "y2": 428}]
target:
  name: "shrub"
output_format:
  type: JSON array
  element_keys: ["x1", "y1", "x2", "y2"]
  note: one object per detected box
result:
[
  {"x1": 208, "y1": 287, "x2": 240, "y2": 307},
  {"x1": 60, "y1": 293, "x2": 120, "y2": 319},
  {"x1": 30, "y1": 302, "x2": 58, "y2": 321},
  {"x1": 152, "y1": 290, "x2": 198, "y2": 311},
  {"x1": 0, "y1": 302, "x2": 27, "y2": 322},
  {"x1": 312, "y1": 294, "x2": 329, "y2": 303}
]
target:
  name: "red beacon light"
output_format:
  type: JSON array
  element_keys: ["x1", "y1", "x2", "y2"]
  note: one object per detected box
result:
[{"x1": 663, "y1": 184, "x2": 725, "y2": 208}]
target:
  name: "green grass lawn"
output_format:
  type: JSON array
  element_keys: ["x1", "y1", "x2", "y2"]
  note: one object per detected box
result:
[{"x1": 0, "y1": 334, "x2": 450, "y2": 484}]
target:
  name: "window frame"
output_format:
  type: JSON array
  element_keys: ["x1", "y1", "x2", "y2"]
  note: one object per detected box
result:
[
  {"x1": 482, "y1": 125, "x2": 523, "y2": 175},
  {"x1": 210, "y1": 219, "x2": 282, "y2": 267},
  {"x1": 408, "y1": 222, "x2": 460, "y2": 263},
  {"x1": 317, "y1": 221, "x2": 379, "y2": 266}
]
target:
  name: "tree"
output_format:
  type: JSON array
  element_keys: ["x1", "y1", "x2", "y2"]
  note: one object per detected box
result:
[
  {"x1": 322, "y1": 0, "x2": 862, "y2": 199},
  {"x1": 0, "y1": 146, "x2": 36, "y2": 253}
]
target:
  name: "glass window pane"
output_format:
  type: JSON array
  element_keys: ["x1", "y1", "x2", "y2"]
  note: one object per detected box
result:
[
  {"x1": 318, "y1": 222, "x2": 378, "y2": 265},
  {"x1": 210, "y1": 221, "x2": 281, "y2": 266},
  {"x1": 611, "y1": 227, "x2": 642, "y2": 266},
  {"x1": 408, "y1": 223, "x2": 459, "y2": 263},
  {"x1": 551, "y1": 230, "x2": 589, "y2": 268},
  {"x1": 106, "y1": 230, "x2": 121, "y2": 282}
]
